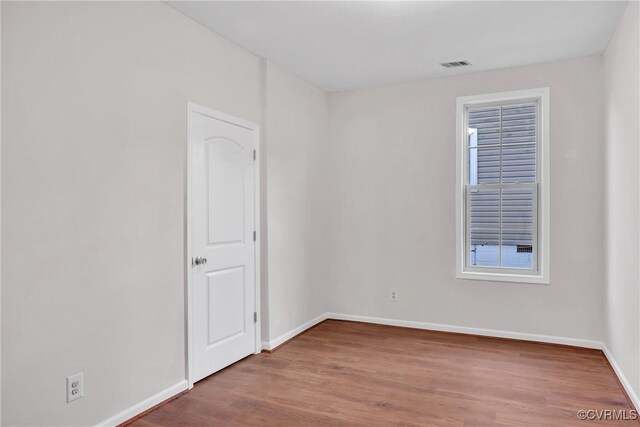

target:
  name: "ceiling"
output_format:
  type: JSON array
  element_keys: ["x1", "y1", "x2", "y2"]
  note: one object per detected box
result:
[{"x1": 169, "y1": 1, "x2": 628, "y2": 92}]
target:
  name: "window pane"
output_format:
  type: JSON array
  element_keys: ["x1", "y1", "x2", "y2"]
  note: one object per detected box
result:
[
  {"x1": 469, "y1": 188, "x2": 499, "y2": 267},
  {"x1": 471, "y1": 243, "x2": 500, "y2": 267},
  {"x1": 468, "y1": 107, "x2": 500, "y2": 147},
  {"x1": 501, "y1": 104, "x2": 536, "y2": 146},
  {"x1": 469, "y1": 146, "x2": 500, "y2": 184},
  {"x1": 464, "y1": 100, "x2": 539, "y2": 273},
  {"x1": 501, "y1": 144, "x2": 536, "y2": 183},
  {"x1": 501, "y1": 244, "x2": 533, "y2": 269},
  {"x1": 501, "y1": 187, "x2": 535, "y2": 269}
]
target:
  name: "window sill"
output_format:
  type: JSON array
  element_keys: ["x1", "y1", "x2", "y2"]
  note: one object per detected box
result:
[{"x1": 457, "y1": 270, "x2": 549, "y2": 285}]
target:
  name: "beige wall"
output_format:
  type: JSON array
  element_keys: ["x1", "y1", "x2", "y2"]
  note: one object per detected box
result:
[
  {"x1": 327, "y1": 56, "x2": 605, "y2": 341},
  {"x1": 262, "y1": 61, "x2": 330, "y2": 344},
  {"x1": 1, "y1": 2, "x2": 263, "y2": 425},
  {"x1": 604, "y1": 1, "x2": 640, "y2": 396}
]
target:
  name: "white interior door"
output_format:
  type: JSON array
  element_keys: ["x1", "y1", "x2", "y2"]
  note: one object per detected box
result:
[{"x1": 188, "y1": 104, "x2": 258, "y2": 384}]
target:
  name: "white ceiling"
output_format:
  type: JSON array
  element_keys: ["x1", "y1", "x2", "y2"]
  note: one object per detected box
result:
[{"x1": 169, "y1": 1, "x2": 628, "y2": 92}]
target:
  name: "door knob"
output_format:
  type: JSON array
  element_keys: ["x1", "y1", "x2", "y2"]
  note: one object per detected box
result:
[{"x1": 193, "y1": 257, "x2": 207, "y2": 266}]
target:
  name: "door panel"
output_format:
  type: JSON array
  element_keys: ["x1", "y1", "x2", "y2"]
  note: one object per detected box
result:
[
  {"x1": 206, "y1": 266, "x2": 245, "y2": 346},
  {"x1": 207, "y1": 139, "x2": 245, "y2": 245},
  {"x1": 190, "y1": 106, "x2": 257, "y2": 384}
]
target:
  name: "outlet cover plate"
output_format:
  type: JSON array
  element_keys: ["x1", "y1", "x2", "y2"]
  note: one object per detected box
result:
[{"x1": 66, "y1": 373, "x2": 83, "y2": 403}]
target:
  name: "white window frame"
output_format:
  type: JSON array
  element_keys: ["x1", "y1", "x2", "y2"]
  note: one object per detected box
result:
[{"x1": 455, "y1": 88, "x2": 550, "y2": 285}]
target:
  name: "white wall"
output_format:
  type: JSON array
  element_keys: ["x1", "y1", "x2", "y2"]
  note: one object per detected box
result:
[
  {"x1": 1, "y1": 3, "x2": 332, "y2": 424},
  {"x1": 1, "y1": 2, "x2": 263, "y2": 425},
  {"x1": 262, "y1": 61, "x2": 330, "y2": 344},
  {"x1": 327, "y1": 56, "x2": 605, "y2": 342},
  {"x1": 604, "y1": 1, "x2": 640, "y2": 397}
]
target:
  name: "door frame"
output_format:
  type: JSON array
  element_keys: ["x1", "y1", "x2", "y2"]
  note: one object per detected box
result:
[{"x1": 185, "y1": 102, "x2": 261, "y2": 389}]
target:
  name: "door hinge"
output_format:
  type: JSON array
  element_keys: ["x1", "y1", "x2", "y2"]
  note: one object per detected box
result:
[
  {"x1": 253, "y1": 312, "x2": 257, "y2": 323},
  {"x1": 253, "y1": 149, "x2": 256, "y2": 161},
  {"x1": 253, "y1": 230, "x2": 257, "y2": 242}
]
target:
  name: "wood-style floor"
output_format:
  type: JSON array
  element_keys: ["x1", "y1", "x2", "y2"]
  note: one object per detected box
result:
[{"x1": 131, "y1": 320, "x2": 637, "y2": 426}]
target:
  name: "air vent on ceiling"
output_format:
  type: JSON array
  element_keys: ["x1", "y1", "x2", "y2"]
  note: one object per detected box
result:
[{"x1": 440, "y1": 60, "x2": 471, "y2": 68}]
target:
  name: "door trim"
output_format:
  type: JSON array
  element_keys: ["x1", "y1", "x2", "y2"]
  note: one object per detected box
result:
[{"x1": 185, "y1": 102, "x2": 261, "y2": 389}]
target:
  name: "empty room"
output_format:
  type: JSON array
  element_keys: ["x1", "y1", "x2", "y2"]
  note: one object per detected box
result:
[{"x1": 2, "y1": 0, "x2": 639, "y2": 425}]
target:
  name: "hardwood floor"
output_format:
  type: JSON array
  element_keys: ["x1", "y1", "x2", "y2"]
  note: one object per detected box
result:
[{"x1": 131, "y1": 320, "x2": 637, "y2": 426}]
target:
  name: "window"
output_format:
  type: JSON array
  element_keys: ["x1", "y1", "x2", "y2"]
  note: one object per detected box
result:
[{"x1": 455, "y1": 88, "x2": 549, "y2": 284}]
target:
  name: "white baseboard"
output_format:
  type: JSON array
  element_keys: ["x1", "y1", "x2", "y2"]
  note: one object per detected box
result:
[
  {"x1": 95, "y1": 380, "x2": 188, "y2": 427},
  {"x1": 602, "y1": 344, "x2": 640, "y2": 411},
  {"x1": 262, "y1": 313, "x2": 328, "y2": 351},
  {"x1": 326, "y1": 312, "x2": 602, "y2": 349}
]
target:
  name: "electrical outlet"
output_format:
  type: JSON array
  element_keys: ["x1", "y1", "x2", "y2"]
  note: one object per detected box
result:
[
  {"x1": 390, "y1": 289, "x2": 398, "y2": 302},
  {"x1": 66, "y1": 373, "x2": 83, "y2": 403}
]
